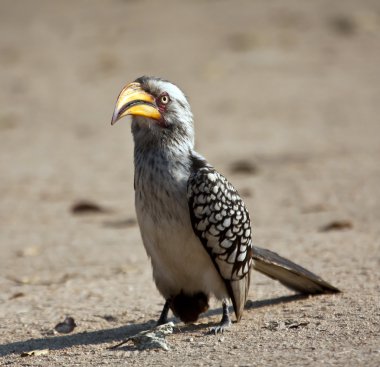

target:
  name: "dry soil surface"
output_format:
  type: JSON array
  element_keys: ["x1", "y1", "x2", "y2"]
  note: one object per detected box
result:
[{"x1": 0, "y1": 0, "x2": 380, "y2": 366}]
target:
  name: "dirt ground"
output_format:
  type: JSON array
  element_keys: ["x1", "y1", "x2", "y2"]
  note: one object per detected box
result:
[{"x1": 1, "y1": 0, "x2": 380, "y2": 366}]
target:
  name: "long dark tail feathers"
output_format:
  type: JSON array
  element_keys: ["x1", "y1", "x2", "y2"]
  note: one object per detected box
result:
[{"x1": 252, "y1": 246, "x2": 340, "y2": 294}]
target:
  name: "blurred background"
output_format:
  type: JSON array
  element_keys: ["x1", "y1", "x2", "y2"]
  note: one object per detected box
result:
[{"x1": 0, "y1": 0, "x2": 379, "y2": 364}]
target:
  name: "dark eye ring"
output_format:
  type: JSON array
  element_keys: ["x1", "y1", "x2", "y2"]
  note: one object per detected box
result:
[{"x1": 160, "y1": 94, "x2": 170, "y2": 105}]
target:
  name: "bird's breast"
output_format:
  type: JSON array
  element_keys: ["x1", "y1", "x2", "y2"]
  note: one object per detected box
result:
[{"x1": 133, "y1": 151, "x2": 227, "y2": 300}]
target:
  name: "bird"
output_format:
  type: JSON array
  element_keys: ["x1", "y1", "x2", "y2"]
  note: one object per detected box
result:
[{"x1": 111, "y1": 76, "x2": 340, "y2": 333}]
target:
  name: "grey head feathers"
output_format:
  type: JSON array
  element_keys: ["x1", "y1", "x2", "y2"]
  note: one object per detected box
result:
[{"x1": 131, "y1": 77, "x2": 194, "y2": 151}]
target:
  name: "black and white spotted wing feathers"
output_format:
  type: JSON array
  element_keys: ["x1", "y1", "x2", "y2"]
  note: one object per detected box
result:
[{"x1": 187, "y1": 165, "x2": 253, "y2": 320}]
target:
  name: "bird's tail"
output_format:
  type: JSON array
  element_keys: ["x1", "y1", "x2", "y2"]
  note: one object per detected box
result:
[{"x1": 252, "y1": 246, "x2": 340, "y2": 294}]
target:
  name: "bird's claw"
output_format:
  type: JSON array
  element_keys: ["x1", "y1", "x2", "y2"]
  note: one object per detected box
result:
[{"x1": 209, "y1": 320, "x2": 231, "y2": 334}]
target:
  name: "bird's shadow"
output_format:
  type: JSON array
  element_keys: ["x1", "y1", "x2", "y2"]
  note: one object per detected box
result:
[
  {"x1": 0, "y1": 294, "x2": 307, "y2": 356},
  {"x1": 176, "y1": 294, "x2": 308, "y2": 334}
]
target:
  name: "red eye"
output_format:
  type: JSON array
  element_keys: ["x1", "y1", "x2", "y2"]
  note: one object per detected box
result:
[{"x1": 159, "y1": 94, "x2": 170, "y2": 105}]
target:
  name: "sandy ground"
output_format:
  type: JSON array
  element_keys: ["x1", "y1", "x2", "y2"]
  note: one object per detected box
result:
[{"x1": 1, "y1": 0, "x2": 380, "y2": 366}]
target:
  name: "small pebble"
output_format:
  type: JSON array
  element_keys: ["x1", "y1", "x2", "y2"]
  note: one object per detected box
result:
[{"x1": 54, "y1": 317, "x2": 77, "y2": 334}]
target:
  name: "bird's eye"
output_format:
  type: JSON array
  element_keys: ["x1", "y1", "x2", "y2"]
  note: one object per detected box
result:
[{"x1": 159, "y1": 94, "x2": 170, "y2": 105}]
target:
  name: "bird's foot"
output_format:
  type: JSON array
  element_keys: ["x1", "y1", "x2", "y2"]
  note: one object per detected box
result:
[
  {"x1": 209, "y1": 301, "x2": 231, "y2": 334},
  {"x1": 209, "y1": 319, "x2": 231, "y2": 334}
]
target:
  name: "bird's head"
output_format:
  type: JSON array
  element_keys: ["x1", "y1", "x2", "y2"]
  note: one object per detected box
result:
[{"x1": 111, "y1": 76, "x2": 194, "y2": 149}]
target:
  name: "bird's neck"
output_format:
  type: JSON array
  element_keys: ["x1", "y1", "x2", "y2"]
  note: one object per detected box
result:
[
  {"x1": 133, "y1": 135, "x2": 194, "y2": 224},
  {"x1": 133, "y1": 130, "x2": 194, "y2": 192},
  {"x1": 132, "y1": 119, "x2": 194, "y2": 173},
  {"x1": 131, "y1": 117, "x2": 196, "y2": 207},
  {"x1": 134, "y1": 142, "x2": 192, "y2": 179}
]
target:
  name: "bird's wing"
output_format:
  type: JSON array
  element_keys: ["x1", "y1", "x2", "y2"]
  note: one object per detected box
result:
[{"x1": 187, "y1": 164, "x2": 253, "y2": 320}]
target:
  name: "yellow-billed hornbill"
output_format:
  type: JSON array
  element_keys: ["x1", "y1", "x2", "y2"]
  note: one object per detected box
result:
[{"x1": 111, "y1": 76, "x2": 339, "y2": 333}]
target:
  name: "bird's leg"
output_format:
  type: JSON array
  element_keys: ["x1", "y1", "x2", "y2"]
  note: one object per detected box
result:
[
  {"x1": 156, "y1": 300, "x2": 170, "y2": 326},
  {"x1": 209, "y1": 301, "x2": 231, "y2": 334}
]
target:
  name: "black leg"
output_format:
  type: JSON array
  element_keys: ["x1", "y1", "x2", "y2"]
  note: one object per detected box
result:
[
  {"x1": 156, "y1": 300, "x2": 170, "y2": 326},
  {"x1": 209, "y1": 301, "x2": 231, "y2": 334}
]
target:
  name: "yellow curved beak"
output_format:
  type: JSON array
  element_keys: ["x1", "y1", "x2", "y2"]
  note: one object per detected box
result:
[{"x1": 111, "y1": 82, "x2": 162, "y2": 125}]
